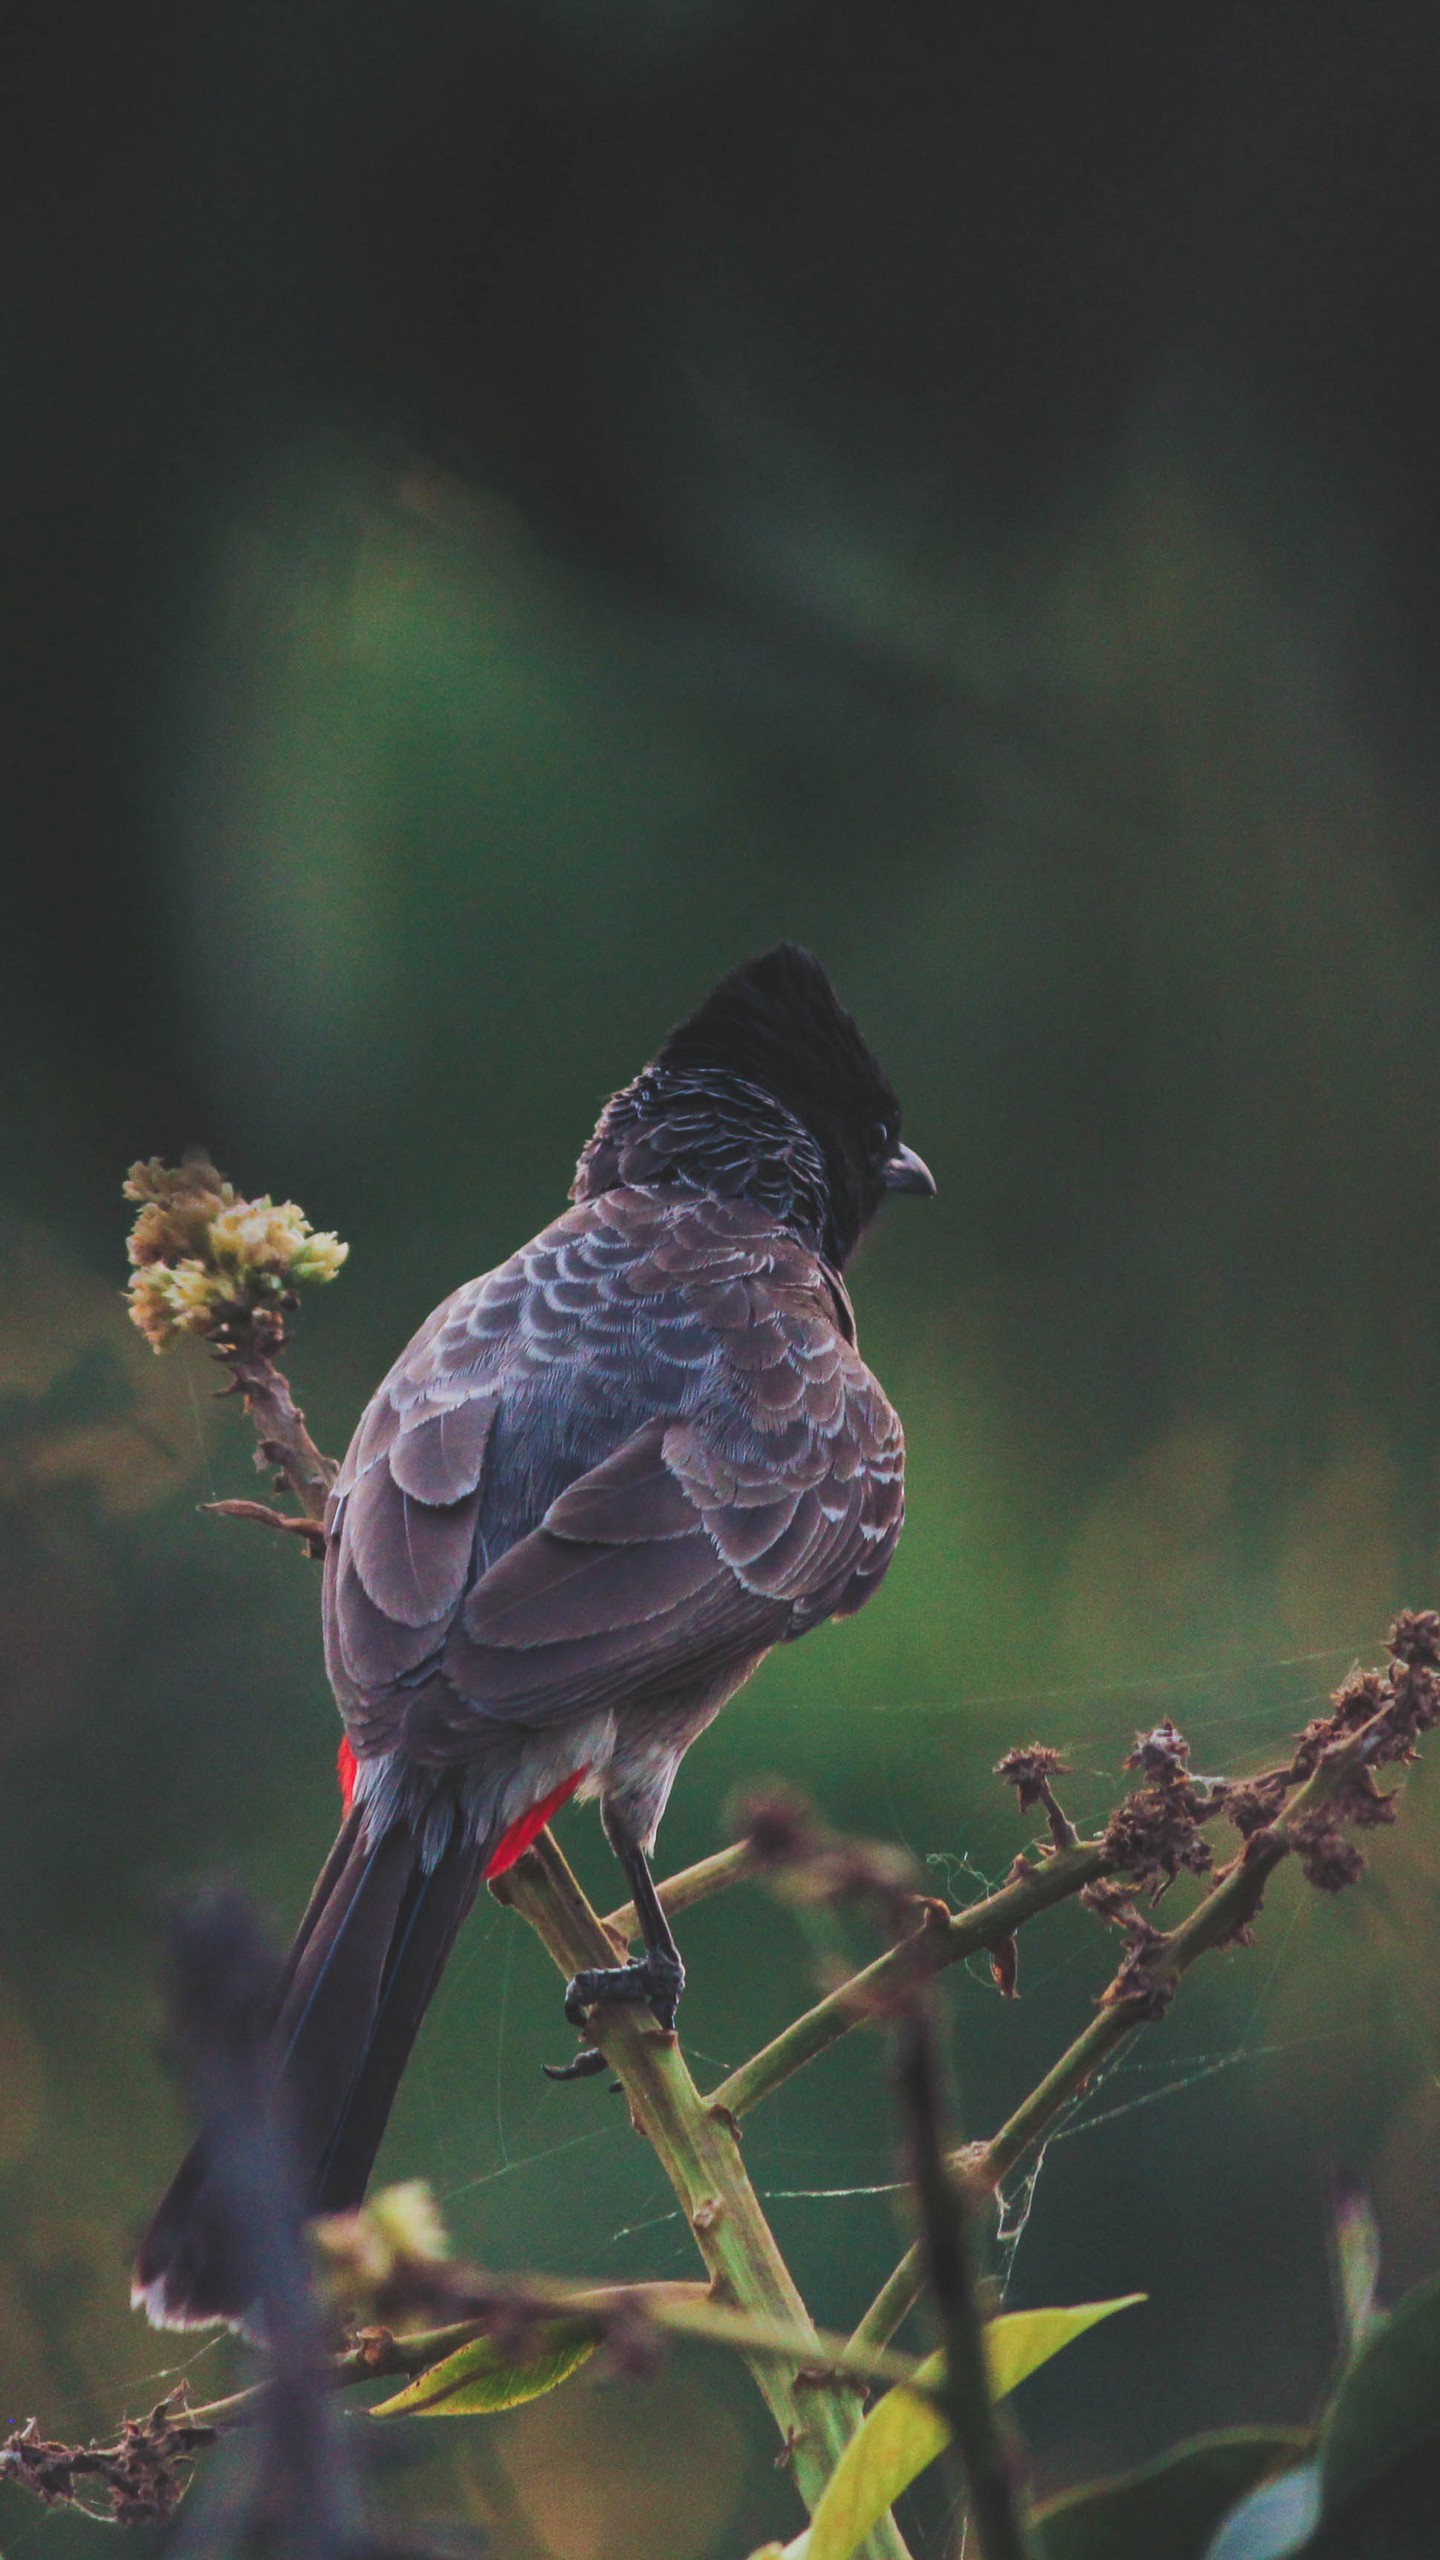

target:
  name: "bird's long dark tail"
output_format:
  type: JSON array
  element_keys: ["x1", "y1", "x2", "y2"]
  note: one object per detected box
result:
[{"x1": 133, "y1": 1810, "x2": 487, "y2": 2331}]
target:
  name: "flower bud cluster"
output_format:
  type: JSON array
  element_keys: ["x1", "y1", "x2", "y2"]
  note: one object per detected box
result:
[{"x1": 123, "y1": 1155, "x2": 348, "y2": 1351}]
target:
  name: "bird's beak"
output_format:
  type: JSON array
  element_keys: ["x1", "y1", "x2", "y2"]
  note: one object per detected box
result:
[{"x1": 882, "y1": 1142, "x2": 936, "y2": 1197}]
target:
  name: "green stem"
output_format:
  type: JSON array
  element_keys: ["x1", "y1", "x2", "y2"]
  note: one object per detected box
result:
[
  {"x1": 637, "y1": 2296, "x2": 932, "y2": 2396},
  {"x1": 706, "y1": 1841, "x2": 1107, "y2": 2123},
  {"x1": 182, "y1": 2294, "x2": 932, "y2": 2436},
  {"x1": 849, "y1": 2249, "x2": 928, "y2": 2363},
  {"x1": 601, "y1": 1838, "x2": 760, "y2": 1943},
  {"x1": 493, "y1": 1830, "x2": 913, "y2": 2560}
]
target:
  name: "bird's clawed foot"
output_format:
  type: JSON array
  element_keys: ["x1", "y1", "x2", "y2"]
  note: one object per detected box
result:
[
  {"x1": 564, "y1": 1946, "x2": 685, "y2": 2033},
  {"x1": 541, "y1": 2043, "x2": 610, "y2": 2083},
  {"x1": 542, "y1": 1949, "x2": 685, "y2": 2082}
]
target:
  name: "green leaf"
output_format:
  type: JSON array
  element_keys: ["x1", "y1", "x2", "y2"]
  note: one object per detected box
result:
[
  {"x1": 369, "y1": 2317, "x2": 599, "y2": 2417},
  {"x1": 795, "y1": 2295, "x2": 1143, "y2": 2560},
  {"x1": 1320, "y1": 2266, "x2": 1440, "y2": 2514},
  {"x1": 1031, "y1": 2430, "x2": 1311, "y2": 2560},
  {"x1": 985, "y1": 2298, "x2": 1146, "y2": 2400}
]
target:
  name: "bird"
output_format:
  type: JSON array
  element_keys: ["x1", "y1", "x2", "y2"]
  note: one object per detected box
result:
[{"x1": 134, "y1": 943, "x2": 934, "y2": 2330}]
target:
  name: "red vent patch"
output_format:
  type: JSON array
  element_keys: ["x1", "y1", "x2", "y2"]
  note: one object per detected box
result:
[{"x1": 485, "y1": 1768, "x2": 588, "y2": 1877}]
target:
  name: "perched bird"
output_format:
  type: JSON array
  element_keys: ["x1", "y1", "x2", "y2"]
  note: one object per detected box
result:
[{"x1": 135, "y1": 945, "x2": 933, "y2": 2329}]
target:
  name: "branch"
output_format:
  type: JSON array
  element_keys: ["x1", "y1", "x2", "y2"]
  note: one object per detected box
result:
[
  {"x1": 167, "y1": 2282, "x2": 937, "y2": 2447},
  {"x1": 705, "y1": 1839, "x2": 1107, "y2": 2123},
  {"x1": 601, "y1": 1837, "x2": 762, "y2": 1942},
  {"x1": 201, "y1": 1497, "x2": 328, "y2": 1555},
  {"x1": 852, "y1": 1669, "x2": 1429, "y2": 2354},
  {"x1": 216, "y1": 1332, "x2": 337, "y2": 1525},
  {"x1": 0, "y1": 2399, "x2": 220, "y2": 2527},
  {"x1": 490, "y1": 1831, "x2": 914, "y2": 2558}
]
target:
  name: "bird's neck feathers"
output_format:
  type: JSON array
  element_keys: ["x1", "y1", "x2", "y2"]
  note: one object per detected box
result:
[
  {"x1": 572, "y1": 1065, "x2": 844, "y2": 1262},
  {"x1": 572, "y1": 946, "x2": 904, "y2": 1268}
]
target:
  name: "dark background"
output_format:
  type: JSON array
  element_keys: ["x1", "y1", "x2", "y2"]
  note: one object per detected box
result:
[{"x1": 5, "y1": 4, "x2": 1440, "y2": 2552}]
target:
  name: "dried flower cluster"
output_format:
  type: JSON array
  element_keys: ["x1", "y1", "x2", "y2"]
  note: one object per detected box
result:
[
  {"x1": 1058, "y1": 1610, "x2": 1440, "y2": 2029},
  {"x1": 0, "y1": 2397, "x2": 216, "y2": 2528},
  {"x1": 1077, "y1": 1720, "x2": 1254, "y2": 2005},
  {"x1": 993, "y1": 1744, "x2": 1077, "y2": 1850},
  {"x1": 1102, "y1": 1914, "x2": 1175, "y2": 2021},
  {"x1": 993, "y1": 1744, "x2": 1070, "y2": 1813},
  {"x1": 1100, "y1": 1721, "x2": 1216, "y2": 1901},
  {"x1": 1249, "y1": 1609, "x2": 1440, "y2": 1891},
  {"x1": 124, "y1": 1154, "x2": 347, "y2": 1352}
]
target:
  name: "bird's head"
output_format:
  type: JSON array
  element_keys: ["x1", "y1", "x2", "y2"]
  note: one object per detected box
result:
[{"x1": 573, "y1": 945, "x2": 934, "y2": 1268}]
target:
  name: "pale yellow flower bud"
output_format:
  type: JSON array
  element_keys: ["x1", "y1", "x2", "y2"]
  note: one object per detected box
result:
[
  {"x1": 290, "y1": 1229, "x2": 349, "y2": 1284},
  {"x1": 167, "y1": 1260, "x2": 222, "y2": 1332},
  {"x1": 125, "y1": 1266, "x2": 183, "y2": 1351}
]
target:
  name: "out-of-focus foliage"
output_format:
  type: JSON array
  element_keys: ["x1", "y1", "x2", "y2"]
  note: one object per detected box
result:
[
  {"x1": 1031, "y1": 2253, "x2": 1440, "y2": 2557},
  {"x1": 5, "y1": 4, "x2": 1440, "y2": 2553},
  {"x1": 1319, "y1": 2269, "x2": 1440, "y2": 2522},
  {"x1": 1031, "y1": 2433, "x2": 1312, "y2": 2560}
]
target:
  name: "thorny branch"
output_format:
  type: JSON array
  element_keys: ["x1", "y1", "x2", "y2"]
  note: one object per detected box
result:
[
  {"x1": 704, "y1": 1831, "x2": 1108, "y2": 2123},
  {"x1": 490, "y1": 1830, "x2": 914, "y2": 2560},
  {"x1": 850, "y1": 1618, "x2": 1440, "y2": 2359}
]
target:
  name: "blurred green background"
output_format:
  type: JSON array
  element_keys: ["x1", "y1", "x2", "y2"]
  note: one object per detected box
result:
[{"x1": 5, "y1": 4, "x2": 1440, "y2": 2552}]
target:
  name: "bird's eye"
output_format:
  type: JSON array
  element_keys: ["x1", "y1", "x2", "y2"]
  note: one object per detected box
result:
[{"x1": 869, "y1": 1119, "x2": 892, "y2": 1160}]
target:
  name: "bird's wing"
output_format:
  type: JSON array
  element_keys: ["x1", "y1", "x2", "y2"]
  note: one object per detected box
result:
[
  {"x1": 324, "y1": 1192, "x2": 904, "y2": 1759},
  {"x1": 415, "y1": 1254, "x2": 903, "y2": 1753},
  {"x1": 322, "y1": 1260, "x2": 523, "y2": 1719}
]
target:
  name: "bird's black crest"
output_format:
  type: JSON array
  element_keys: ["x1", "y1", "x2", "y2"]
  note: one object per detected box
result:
[
  {"x1": 562, "y1": 944, "x2": 901, "y2": 1264},
  {"x1": 657, "y1": 945, "x2": 901, "y2": 1153}
]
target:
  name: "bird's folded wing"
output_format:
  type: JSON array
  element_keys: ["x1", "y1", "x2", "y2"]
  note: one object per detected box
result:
[
  {"x1": 322, "y1": 1275, "x2": 506, "y2": 1711},
  {"x1": 324, "y1": 1197, "x2": 904, "y2": 1757},
  {"x1": 418, "y1": 1337, "x2": 903, "y2": 1744}
]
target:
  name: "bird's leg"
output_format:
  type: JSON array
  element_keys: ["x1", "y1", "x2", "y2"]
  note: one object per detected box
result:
[
  {"x1": 543, "y1": 1836, "x2": 686, "y2": 2083},
  {"x1": 576, "y1": 1835, "x2": 685, "y2": 2029}
]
